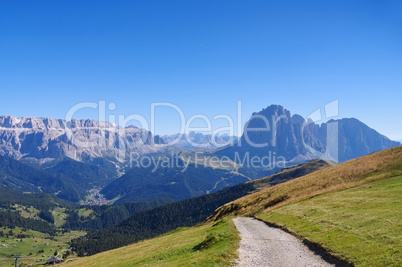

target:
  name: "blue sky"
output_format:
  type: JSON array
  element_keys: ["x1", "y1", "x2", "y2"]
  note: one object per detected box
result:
[{"x1": 0, "y1": 1, "x2": 401, "y2": 139}]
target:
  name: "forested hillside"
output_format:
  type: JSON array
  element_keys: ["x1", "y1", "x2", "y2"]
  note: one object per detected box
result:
[
  {"x1": 0, "y1": 155, "x2": 86, "y2": 202},
  {"x1": 70, "y1": 159, "x2": 330, "y2": 255},
  {"x1": 0, "y1": 183, "x2": 172, "y2": 232},
  {"x1": 101, "y1": 158, "x2": 250, "y2": 204},
  {"x1": 46, "y1": 157, "x2": 118, "y2": 189}
]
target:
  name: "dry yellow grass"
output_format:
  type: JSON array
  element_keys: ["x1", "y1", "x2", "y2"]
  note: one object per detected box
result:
[{"x1": 208, "y1": 146, "x2": 402, "y2": 220}]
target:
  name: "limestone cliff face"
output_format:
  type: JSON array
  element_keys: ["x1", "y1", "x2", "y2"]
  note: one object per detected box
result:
[
  {"x1": 0, "y1": 116, "x2": 164, "y2": 164},
  {"x1": 217, "y1": 105, "x2": 400, "y2": 164},
  {"x1": 0, "y1": 106, "x2": 399, "y2": 168}
]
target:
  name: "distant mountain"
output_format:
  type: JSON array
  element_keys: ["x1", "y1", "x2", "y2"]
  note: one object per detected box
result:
[
  {"x1": 162, "y1": 132, "x2": 238, "y2": 149},
  {"x1": 0, "y1": 108, "x2": 398, "y2": 203},
  {"x1": 0, "y1": 111, "x2": 397, "y2": 172},
  {"x1": 0, "y1": 155, "x2": 86, "y2": 202},
  {"x1": 101, "y1": 157, "x2": 249, "y2": 204},
  {"x1": 318, "y1": 117, "x2": 400, "y2": 162},
  {"x1": 0, "y1": 116, "x2": 165, "y2": 167},
  {"x1": 216, "y1": 105, "x2": 400, "y2": 177}
]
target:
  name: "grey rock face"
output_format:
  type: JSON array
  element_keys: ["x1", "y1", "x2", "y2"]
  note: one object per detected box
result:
[
  {"x1": 0, "y1": 106, "x2": 399, "y2": 169},
  {"x1": 217, "y1": 105, "x2": 400, "y2": 164},
  {"x1": 0, "y1": 116, "x2": 164, "y2": 164}
]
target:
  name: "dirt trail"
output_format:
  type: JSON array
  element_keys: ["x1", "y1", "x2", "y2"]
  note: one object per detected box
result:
[{"x1": 233, "y1": 217, "x2": 335, "y2": 267}]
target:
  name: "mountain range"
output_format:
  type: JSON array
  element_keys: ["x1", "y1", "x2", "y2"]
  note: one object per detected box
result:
[
  {"x1": 162, "y1": 132, "x2": 238, "y2": 149},
  {"x1": 217, "y1": 105, "x2": 399, "y2": 174},
  {"x1": 0, "y1": 116, "x2": 165, "y2": 167},
  {"x1": 0, "y1": 105, "x2": 399, "y2": 204}
]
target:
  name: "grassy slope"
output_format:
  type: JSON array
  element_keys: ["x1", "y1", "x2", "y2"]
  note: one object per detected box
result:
[
  {"x1": 209, "y1": 146, "x2": 402, "y2": 266},
  {"x1": 53, "y1": 207, "x2": 68, "y2": 228},
  {"x1": 8, "y1": 204, "x2": 69, "y2": 228},
  {"x1": 258, "y1": 175, "x2": 402, "y2": 266},
  {"x1": 65, "y1": 217, "x2": 239, "y2": 267},
  {"x1": 208, "y1": 146, "x2": 402, "y2": 220}
]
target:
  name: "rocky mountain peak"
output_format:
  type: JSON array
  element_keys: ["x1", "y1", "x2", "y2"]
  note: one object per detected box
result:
[
  {"x1": 0, "y1": 116, "x2": 164, "y2": 165},
  {"x1": 217, "y1": 104, "x2": 400, "y2": 169}
]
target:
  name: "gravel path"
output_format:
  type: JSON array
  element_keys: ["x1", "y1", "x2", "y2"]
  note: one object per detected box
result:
[{"x1": 233, "y1": 217, "x2": 335, "y2": 267}]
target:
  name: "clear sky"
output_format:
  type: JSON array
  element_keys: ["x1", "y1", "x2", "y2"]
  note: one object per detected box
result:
[{"x1": 0, "y1": 1, "x2": 401, "y2": 139}]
